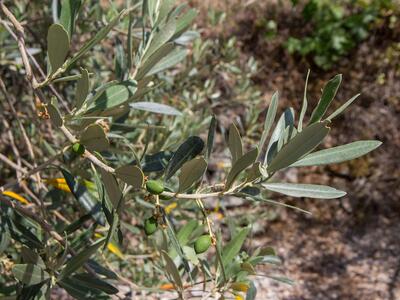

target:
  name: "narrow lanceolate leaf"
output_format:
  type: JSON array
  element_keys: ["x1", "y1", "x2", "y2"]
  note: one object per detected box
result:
[
  {"x1": 47, "y1": 98, "x2": 63, "y2": 127},
  {"x1": 177, "y1": 220, "x2": 198, "y2": 246},
  {"x1": 86, "y1": 80, "x2": 137, "y2": 114},
  {"x1": 258, "y1": 92, "x2": 278, "y2": 158},
  {"x1": 12, "y1": 264, "x2": 50, "y2": 285},
  {"x1": 225, "y1": 148, "x2": 258, "y2": 190},
  {"x1": 326, "y1": 93, "x2": 360, "y2": 121},
  {"x1": 161, "y1": 250, "x2": 183, "y2": 290},
  {"x1": 206, "y1": 115, "x2": 217, "y2": 161},
  {"x1": 142, "y1": 18, "x2": 176, "y2": 62},
  {"x1": 267, "y1": 121, "x2": 330, "y2": 174},
  {"x1": 298, "y1": 69, "x2": 310, "y2": 132},
  {"x1": 228, "y1": 123, "x2": 243, "y2": 165},
  {"x1": 72, "y1": 273, "x2": 118, "y2": 294},
  {"x1": 147, "y1": 48, "x2": 188, "y2": 76},
  {"x1": 309, "y1": 74, "x2": 342, "y2": 124},
  {"x1": 61, "y1": 168, "x2": 105, "y2": 226},
  {"x1": 178, "y1": 157, "x2": 207, "y2": 192},
  {"x1": 69, "y1": 10, "x2": 125, "y2": 66},
  {"x1": 130, "y1": 102, "x2": 182, "y2": 116},
  {"x1": 60, "y1": 239, "x2": 104, "y2": 279},
  {"x1": 47, "y1": 23, "x2": 70, "y2": 73},
  {"x1": 99, "y1": 169, "x2": 123, "y2": 210},
  {"x1": 291, "y1": 140, "x2": 382, "y2": 167},
  {"x1": 164, "y1": 136, "x2": 204, "y2": 180},
  {"x1": 59, "y1": 0, "x2": 82, "y2": 38},
  {"x1": 135, "y1": 43, "x2": 175, "y2": 80},
  {"x1": 263, "y1": 182, "x2": 346, "y2": 199},
  {"x1": 264, "y1": 108, "x2": 295, "y2": 166},
  {"x1": 222, "y1": 227, "x2": 250, "y2": 267},
  {"x1": 59, "y1": 277, "x2": 108, "y2": 299},
  {"x1": 75, "y1": 68, "x2": 89, "y2": 109},
  {"x1": 115, "y1": 165, "x2": 144, "y2": 189},
  {"x1": 80, "y1": 124, "x2": 109, "y2": 152},
  {"x1": 173, "y1": 8, "x2": 198, "y2": 38}
]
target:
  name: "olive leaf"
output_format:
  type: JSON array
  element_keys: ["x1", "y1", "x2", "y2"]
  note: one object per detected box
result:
[
  {"x1": 130, "y1": 101, "x2": 182, "y2": 116},
  {"x1": 267, "y1": 121, "x2": 330, "y2": 174},
  {"x1": 99, "y1": 169, "x2": 123, "y2": 210},
  {"x1": 12, "y1": 264, "x2": 50, "y2": 285},
  {"x1": 225, "y1": 148, "x2": 258, "y2": 190},
  {"x1": 178, "y1": 156, "x2": 207, "y2": 192},
  {"x1": 47, "y1": 23, "x2": 70, "y2": 73},
  {"x1": 161, "y1": 250, "x2": 183, "y2": 290},
  {"x1": 164, "y1": 136, "x2": 204, "y2": 180},
  {"x1": 263, "y1": 182, "x2": 346, "y2": 199},
  {"x1": 59, "y1": 0, "x2": 82, "y2": 38},
  {"x1": 309, "y1": 74, "x2": 342, "y2": 124},
  {"x1": 298, "y1": 69, "x2": 310, "y2": 132},
  {"x1": 228, "y1": 123, "x2": 243, "y2": 165},
  {"x1": 258, "y1": 91, "x2": 278, "y2": 157},
  {"x1": 75, "y1": 68, "x2": 89, "y2": 109},
  {"x1": 47, "y1": 97, "x2": 63, "y2": 127},
  {"x1": 80, "y1": 124, "x2": 109, "y2": 152},
  {"x1": 115, "y1": 165, "x2": 144, "y2": 189}
]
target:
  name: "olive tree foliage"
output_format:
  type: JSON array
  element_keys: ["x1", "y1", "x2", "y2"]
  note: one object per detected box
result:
[{"x1": 0, "y1": 0, "x2": 381, "y2": 299}]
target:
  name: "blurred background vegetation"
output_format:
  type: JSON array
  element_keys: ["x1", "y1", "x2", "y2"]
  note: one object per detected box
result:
[{"x1": 0, "y1": 0, "x2": 399, "y2": 299}]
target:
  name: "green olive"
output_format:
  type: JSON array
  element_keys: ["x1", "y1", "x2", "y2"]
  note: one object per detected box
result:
[
  {"x1": 72, "y1": 142, "x2": 85, "y2": 155},
  {"x1": 146, "y1": 180, "x2": 164, "y2": 195},
  {"x1": 144, "y1": 216, "x2": 158, "y2": 235},
  {"x1": 194, "y1": 235, "x2": 211, "y2": 254}
]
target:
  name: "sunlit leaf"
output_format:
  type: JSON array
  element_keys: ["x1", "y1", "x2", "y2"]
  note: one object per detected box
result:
[
  {"x1": 309, "y1": 74, "x2": 342, "y2": 124},
  {"x1": 326, "y1": 93, "x2": 360, "y2": 121},
  {"x1": 298, "y1": 69, "x2": 310, "y2": 131},
  {"x1": 267, "y1": 121, "x2": 330, "y2": 173},
  {"x1": 130, "y1": 101, "x2": 182, "y2": 116},
  {"x1": 222, "y1": 227, "x2": 250, "y2": 267},
  {"x1": 263, "y1": 182, "x2": 346, "y2": 199},
  {"x1": 99, "y1": 169, "x2": 123, "y2": 210},
  {"x1": 59, "y1": 0, "x2": 82, "y2": 38},
  {"x1": 75, "y1": 68, "x2": 89, "y2": 109},
  {"x1": 291, "y1": 140, "x2": 382, "y2": 167},
  {"x1": 258, "y1": 92, "x2": 278, "y2": 156}
]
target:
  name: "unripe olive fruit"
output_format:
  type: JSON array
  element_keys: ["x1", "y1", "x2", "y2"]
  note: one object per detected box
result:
[
  {"x1": 72, "y1": 142, "x2": 85, "y2": 155},
  {"x1": 146, "y1": 180, "x2": 164, "y2": 195},
  {"x1": 194, "y1": 235, "x2": 211, "y2": 254},
  {"x1": 144, "y1": 216, "x2": 158, "y2": 235}
]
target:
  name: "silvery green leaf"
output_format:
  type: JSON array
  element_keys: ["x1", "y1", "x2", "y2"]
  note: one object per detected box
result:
[
  {"x1": 246, "y1": 162, "x2": 262, "y2": 182},
  {"x1": 142, "y1": 18, "x2": 176, "y2": 62},
  {"x1": 258, "y1": 91, "x2": 278, "y2": 158},
  {"x1": 85, "y1": 80, "x2": 137, "y2": 114},
  {"x1": 221, "y1": 227, "x2": 250, "y2": 267},
  {"x1": 69, "y1": 10, "x2": 125, "y2": 66},
  {"x1": 47, "y1": 97, "x2": 63, "y2": 127},
  {"x1": 80, "y1": 124, "x2": 109, "y2": 152},
  {"x1": 47, "y1": 23, "x2": 70, "y2": 73},
  {"x1": 75, "y1": 68, "x2": 89, "y2": 109},
  {"x1": 183, "y1": 246, "x2": 199, "y2": 265},
  {"x1": 264, "y1": 108, "x2": 295, "y2": 166},
  {"x1": 130, "y1": 101, "x2": 182, "y2": 116},
  {"x1": 164, "y1": 136, "x2": 204, "y2": 180},
  {"x1": 175, "y1": 31, "x2": 200, "y2": 45},
  {"x1": 263, "y1": 182, "x2": 346, "y2": 199},
  {"x1": 99, "y1": 169, "x2": 123, "y2": 210},
  {"x1": 135, "y1": 43, "x2": 175, "y2": 80},
  {"x1": 178, "y1": 156, "x2": 207, "y2": 192},
  {"x1": 177, "y1": 220, "x2": 198, "y2": 246},
  {"x1": 173, "y1": 8, "x2": 198, "y2": 38},
  {"x1": 59, "y1": 0, "x2": 82, "y2": 38},
  {"x1": 228, "y1": 123, "x2": 243, "y2": 165},
  {"x1": 309, "y1": 74, "x2": 342, "y2": 124},
  {"x1": 291, "y1": 140, "x2": 382, "y2": 167},
  {"x1": 161, "y1": 250, "x2": 183, "y2": 290},
  {"x1": 12, "y1": 264, "x2": 50, "y2": 285},
  {"x1": 298, "y1": 69, "x2": 310, "y2": 132},
  {"x1": 267, "y1": 121, "x2": 330, "y2": 174},
  {"x1": 146, "y1": 47, "x2": 188, "y2": 76},
  {"x1": 326, "y1": 93, "x2": 360, "y2": 121},
  {"x1": 225, "y1": 148, "x2": 258, "y2": 190},
  {"x1": 115, "y1": 165, "x2": 144, "y2": 189}
]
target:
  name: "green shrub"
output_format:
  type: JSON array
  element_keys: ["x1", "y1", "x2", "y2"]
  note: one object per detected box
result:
[{"x1": 0, "y1": 1, "x2": 381, "y2": 299}]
